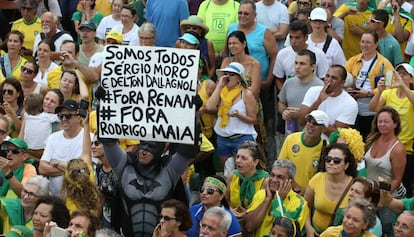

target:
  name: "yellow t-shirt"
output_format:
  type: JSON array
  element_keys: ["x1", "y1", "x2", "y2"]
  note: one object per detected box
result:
[
  {"x1": 94, "y1": 0, "x2": 112, "y2": 16},
  {"x1": 229, "y1": 173, "x2": 266, "y2": 208},
  {"x1": 246, "y1": 189, "x2": 309, "y2": 237},
  {"x1": 0, "y1": 52, "x2": 27, "y2": 81},
  {"x1": 309, "y1": 172, "x2": 352, "y2": 232},
  {"x1": 11, "y1": 17, "x2": 42, "y2": 52},
  {"x1": 278, "y1": 132, "x2": 324, "y2": 189},
  {"x1": 382, "y1": 88, "x2": 414, "y2": 153},
  {"x1": 197, "y1": 0, "x2": 240, "y2": 52},
  {"x1": 334, "y1": 3, "x2": 373, "y2": 59}
]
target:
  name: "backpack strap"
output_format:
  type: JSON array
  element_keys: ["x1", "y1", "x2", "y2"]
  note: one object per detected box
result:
[{"x1": 322, "y1": 34, "x2": 333, "y2": 53}]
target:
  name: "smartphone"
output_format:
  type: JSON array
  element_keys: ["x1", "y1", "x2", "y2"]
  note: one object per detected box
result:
[
  {"x1": 49, "y1": 52, "x2": 63, "y2": 61},
  {"x1": 0, "y1": 150, "x2": 7, "y2": 159},
  {"x1": 79, "y1": 99, "x2": 89, "y2": 118},
  {"x1": 385, "y1": 70, "x2": 393, "y2": 87},
  {"x1": 379, "y1": 181, "x2": 392, "y2": 191},
  {"x1": 374, "y1": 74, "x2": 384, "y2": 88},
  {"x1": 51, "y1": 226, "x2": 69, "y2": 237}
]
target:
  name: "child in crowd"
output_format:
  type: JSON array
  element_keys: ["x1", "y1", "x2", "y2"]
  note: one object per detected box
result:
[{"x1": 19, "y1": 93, "x2": 59, "y2": 161}]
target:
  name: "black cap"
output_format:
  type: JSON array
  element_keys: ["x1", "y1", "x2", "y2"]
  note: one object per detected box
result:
[
  {"x1": 55, "y1": 99, "x2": 79, "y2": 113},
  {"x1": 79, "y1": 21, "x2": 97, "y2": 31}
]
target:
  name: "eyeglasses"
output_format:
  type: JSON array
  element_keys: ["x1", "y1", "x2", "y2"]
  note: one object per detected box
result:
[
  {"x1": 57, "y1": 113, "x2": 78, "y2": 120},
  {"x1": 394, "y1": 221, "x2": 411, "y2": 231},
  {"x1": 369, "y1": 18, "x2": 382, "y2": 23},
  {"x1": 298, "y1": 1, "x2": 311, "y2": 6},
  {"x1": 2, "y1": 89, "x2": 14, "y2": 95},
  {"x1": 70, "y1": 168, "x2": 87, "y2": 179},
  {"x1": 20, "y1": 6, "x2": 34, "y2": 11},
  {"x1": 91, "y1": 141, "x2": 101, "y2": 146},
  {"x1": 121, "y1": 14, "x2": 132, "y2": 18},
  {"x1": 22, "y1": 188, "x2": 38, "y2": 198},
  {"x1": 238, "y1": 11, "x2": 250, "y2": 16},
  {"x1": 21, "y1": 66, "x2": 35, "y2": 74},
  {"x1": 320, "y1": 2, "x2": 333, "y2": 7},
  {"x1": 224, "y1": 72, "x2": 236, "y2": 77},
  {"x1": 186, "y1": 25, "x2": 201, "y2": 31},
  {"x1": 305, "y1": 116, "x2": 323, "y2": 126},
  {"x1": 269, "y1": 173, "x2": 288, "y2": 180},
  {"x1": 200, "y1": 186, "x2": 220, "y2": 195},
  {"x1": 325, "y1": 156, "x2": 344, "y2": 164},
  {"x1": 159, "y1": 215, "x2": 177, "y2": 221}
]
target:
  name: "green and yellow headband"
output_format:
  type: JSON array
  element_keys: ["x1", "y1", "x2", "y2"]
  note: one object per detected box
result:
[{"x1": 204, "y1": 177, "x2": 226, "y2": 193}]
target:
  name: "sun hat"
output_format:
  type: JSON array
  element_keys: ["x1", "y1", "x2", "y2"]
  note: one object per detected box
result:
[
  {"x1": 309, "y1": 7, "x2": 327, "y2": 21},
  {"x1": 216, "y1": 62, "x2": 249, "y2": 86},
  {"x1": 180, "y1": 15, "x2": 209, "y2": 34}
]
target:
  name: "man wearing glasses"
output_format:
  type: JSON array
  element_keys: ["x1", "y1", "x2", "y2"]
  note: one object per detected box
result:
[
  {"x1": 0, "y1": 138, "x2": 36, "y2": 198},
  {"x1": 11, "y1": 0, "x2": 42, "y2": 59},
  {"x1": 39, "y1": 99, "x2": 85, "y2": 196},
  {"x1": 244, "y1": 160, "x2": 309, "y2": 237}
]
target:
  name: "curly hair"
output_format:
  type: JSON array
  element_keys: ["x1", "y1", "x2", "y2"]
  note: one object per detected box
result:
[
  {"x1": 319, "y1": 143, "x2": 358, "y2": 178},
  {"x1": 61, "y1": 159, "x2": 99, "y2": 214},
  {"x1": 330, "y1": 128, "x2": 365, "y2": 162}
]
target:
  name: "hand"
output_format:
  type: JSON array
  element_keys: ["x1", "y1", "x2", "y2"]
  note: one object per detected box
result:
[
  {"x1": 349, "y1": 24, "x2": 364, "y2": 36},
  {"x1": 350, "y1": 88, "x2": 369, "y2": 99},
  {"x1": 282, "y1": 107, "x2": 299, "y2": 121},
  {"x1": 318, "y1": 81, "x2": 331, "y2": 102},
  {"x1": 379, "y1": 189, "x2": 393, "y2": 208},
  {"x1": 0, "y1": 157, "x2": 11, "y2": 175},
  {"x1": 347, "y1": 7, "x2": 358, "y2": 15},
  {"x1": 306, "y1": 226, "x2": 320, "y2": 237},
  {"x1": 277, "y1": 179, "x2": 292, "y2": 200},
  {"x1": 231, "y1": 206, "x2": 246, "y2": 223},
  {"x1": 61, "y1": 51, "x2": 76, "y2": 67},
  {"x1": 43, "y1": 221, "x2": 58, "y2": 237},
  {"x1": 393, "y1": 70, "x2": 404, "y2": 88},
  {"x1": 391, "y1": 0, "x2": 400, "y2": 14},
  {"x1": 229, "y1": 109, "x2": 239, "y2": 118},
  {"x1": 216, "y1": 75, "x2": 229, "y2": 89},
  {"x1": 2, "y1": 102, "x2": 15, "y2": 115},
  {"x1": 152, "y1": 223, "x2": 168, "y2": 237}
]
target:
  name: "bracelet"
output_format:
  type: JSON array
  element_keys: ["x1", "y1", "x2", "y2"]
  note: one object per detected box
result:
[{"x1": 5, "y1": 171, "x2": 13, "y2": 180}]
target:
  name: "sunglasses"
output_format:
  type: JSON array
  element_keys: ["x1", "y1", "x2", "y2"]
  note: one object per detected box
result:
[
  {"x1": 58, "y1": 113, "x2": 78, "y2": 120},
  {"x1": 320, "y1": 2, "x2": 333, "y2": 7},
  {"x1": 1, "y1": 147, "x2": 21, "y2": 155},
  {"x1": 21, "y1": 66, "x2": 35, "y2": 74},
  {"x1": 91, "y1": 141, "x2": 101, "y2": 146},
  {"x1": 325, "y1": 156, "x2": 343, "y2": 164},
  {"x1": 369, "y1": 18, "x2": 382, "y2": 23},
  {"x1": 224, "y1": 72, "x2": 236, "y2": 77},
  {"x1": 200, "y1": 186, "x2": 220, "y2": 195},
  {"x1": 70, "y1": 168, "x2": 87, "y2": 179},
  {"x1": 2, "y1": 89, "x2": 14, "y2": 95},
  {"x1": 159, "y1": 215, "x2": 177, "y2": 221},
  {"x1": 298, "y1": 1, "x2": 311, "y2": 6}
]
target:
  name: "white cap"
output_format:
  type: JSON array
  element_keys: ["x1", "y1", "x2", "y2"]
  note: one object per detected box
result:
[
  {"x1": 306, "y1": 110, "x2": 329, "y2": 127},
  {"x1": 309, "y1": 8, "x2": 327, "y2": 21},
  {"x1": 396, "y1": 63, "x2": 414, "y2": 77}
]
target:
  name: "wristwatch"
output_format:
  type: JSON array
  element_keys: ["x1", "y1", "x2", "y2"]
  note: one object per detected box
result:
[{"x1": 5, "y1": 171, "x2": 14, "y2": 180}]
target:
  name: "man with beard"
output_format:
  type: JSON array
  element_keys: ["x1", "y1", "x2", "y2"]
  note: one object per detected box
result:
[
  {"x1": 297, "y1": 65, "x2": 358, "y2": 137},
  {"x1": 278, "y1": 110, "x2": 329, "y2": 195},
  {"x1": 32, "y1": 12, "x2": 73, "y2": 58},
  {"x1": 244, "y1": 159, "x2": 309, "y2": 237}
]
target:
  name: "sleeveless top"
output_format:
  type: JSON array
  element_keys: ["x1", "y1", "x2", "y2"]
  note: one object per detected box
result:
[
  {"x1": 214, "y1": 91, "x2": 257, "y2": 139},
  {"x1": 198, "y1": 80, "x2": 215, "y2": 138},
  {"x1": 365, "y1": 140, "x2": 400, "y2": 181}
]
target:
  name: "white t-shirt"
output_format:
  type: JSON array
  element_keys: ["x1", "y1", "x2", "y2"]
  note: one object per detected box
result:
[
  {"x1": 273, "y1": 45, "x2": 329, "y2": 79},
  {"x1": 113, "y1": 24, "x2": 140, "y2": 46},
  {"x1": 41, "y1": 128, "x2": 85, "y2": 196},
  {"x1": 255, "y1": 1, "x2": 289, "y2": 31},
  {"x1": 24, "y1": 112, "x2": 59, "y2": 149},
  {"x1": 305, "y1": 34, "x2": 346, "y2": 66},
  {"x1": 354, "y1": 58, "x2": 376, "y2": 116},
  {"x1": 33, "y1": 62, "x2": 58, "y2": 88},
  {"x1": 96, "y1": 15, "x2": 123, "y2": 40},
  {"x1": 301, "y1": 86, "x2": 358, "y2": 126}
]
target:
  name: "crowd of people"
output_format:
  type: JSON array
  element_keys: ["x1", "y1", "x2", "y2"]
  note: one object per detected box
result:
[{"x1": 1, "y1": 0, "x2": 414, "y2": 236}]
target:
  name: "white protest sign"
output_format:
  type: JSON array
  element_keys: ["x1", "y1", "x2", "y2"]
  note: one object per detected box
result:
[{"x1": 98, "y1": 45, "x2": 199, "y2": 144}]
